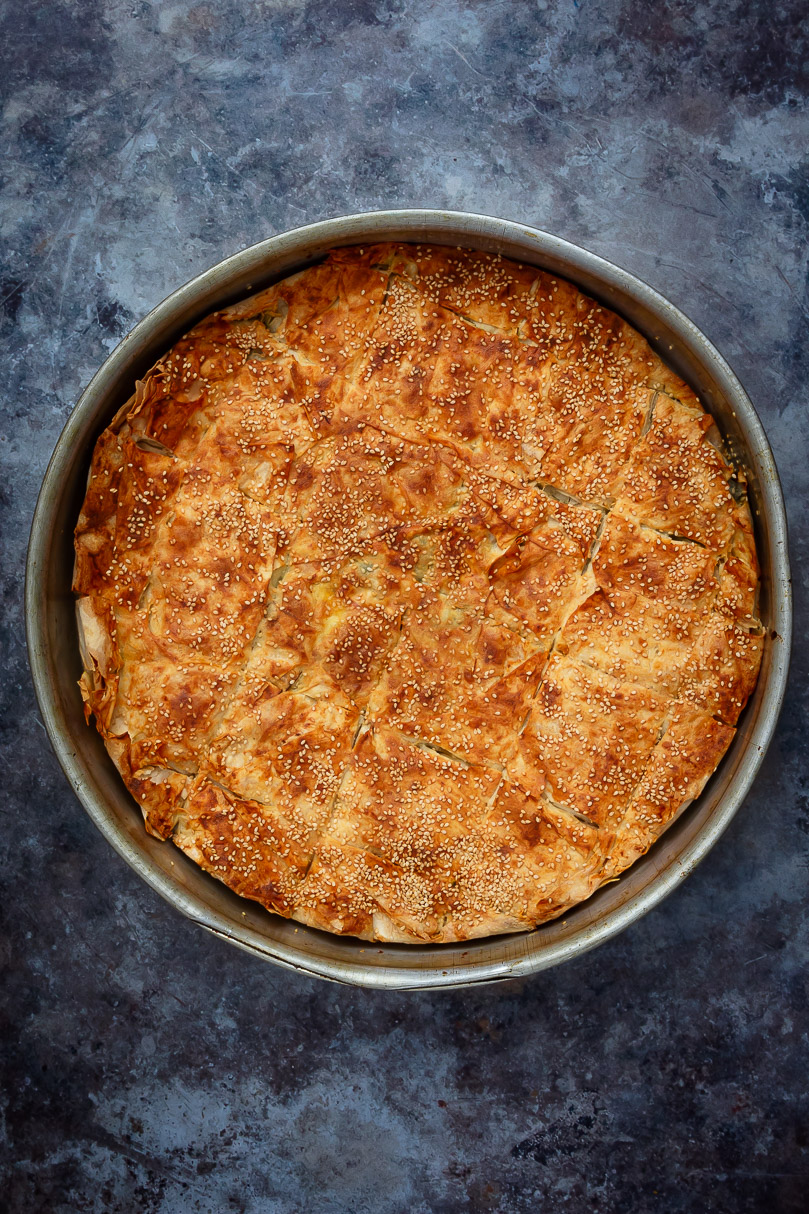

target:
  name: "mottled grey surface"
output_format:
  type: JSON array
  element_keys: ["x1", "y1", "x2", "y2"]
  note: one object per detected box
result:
[{"x1": 1, "y1": 1, "x2": 808, "y2": 1210}]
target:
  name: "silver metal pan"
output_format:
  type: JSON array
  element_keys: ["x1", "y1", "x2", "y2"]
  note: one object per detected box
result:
[{"x1": 26, "y1": 210, "x2": 792, "y2": 989}]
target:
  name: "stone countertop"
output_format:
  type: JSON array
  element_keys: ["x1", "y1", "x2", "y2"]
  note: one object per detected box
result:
[{"x1": 1, "y1": 2, "x2": 807, "y2": 1211}]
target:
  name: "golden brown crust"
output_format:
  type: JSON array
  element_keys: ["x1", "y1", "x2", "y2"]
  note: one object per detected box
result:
[{"x1": 75, "y1": 243, "x2": 762, "y2": 942}]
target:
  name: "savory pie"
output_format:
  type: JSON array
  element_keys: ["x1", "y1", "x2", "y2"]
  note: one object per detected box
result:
[{"x1": 74, "y1": 243, "x2": 763, "y2": 942}]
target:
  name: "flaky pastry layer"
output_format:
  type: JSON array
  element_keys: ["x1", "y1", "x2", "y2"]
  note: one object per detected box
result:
[{"x1": 74, "y1": 244, "x2": 763, "y2": 942}]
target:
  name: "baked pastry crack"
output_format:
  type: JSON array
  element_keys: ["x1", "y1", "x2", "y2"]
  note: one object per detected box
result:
[{"x1": 75, "y1": 243, "x2": 762, "y2": 942}]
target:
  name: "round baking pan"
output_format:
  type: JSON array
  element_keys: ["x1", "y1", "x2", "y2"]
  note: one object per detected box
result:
[{"x1": 26, "y1": 210, "x2": 792, "y2": 989}]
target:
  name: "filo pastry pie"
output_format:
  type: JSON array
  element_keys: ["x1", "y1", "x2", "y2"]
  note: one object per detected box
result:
[{"x1": 74, "y1": 244, "x2": 763, "y2": 942}]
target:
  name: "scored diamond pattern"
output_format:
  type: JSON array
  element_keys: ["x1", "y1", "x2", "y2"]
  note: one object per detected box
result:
[{"x1": 74, "y1": 244, "x2": 763, "y2": 942}]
